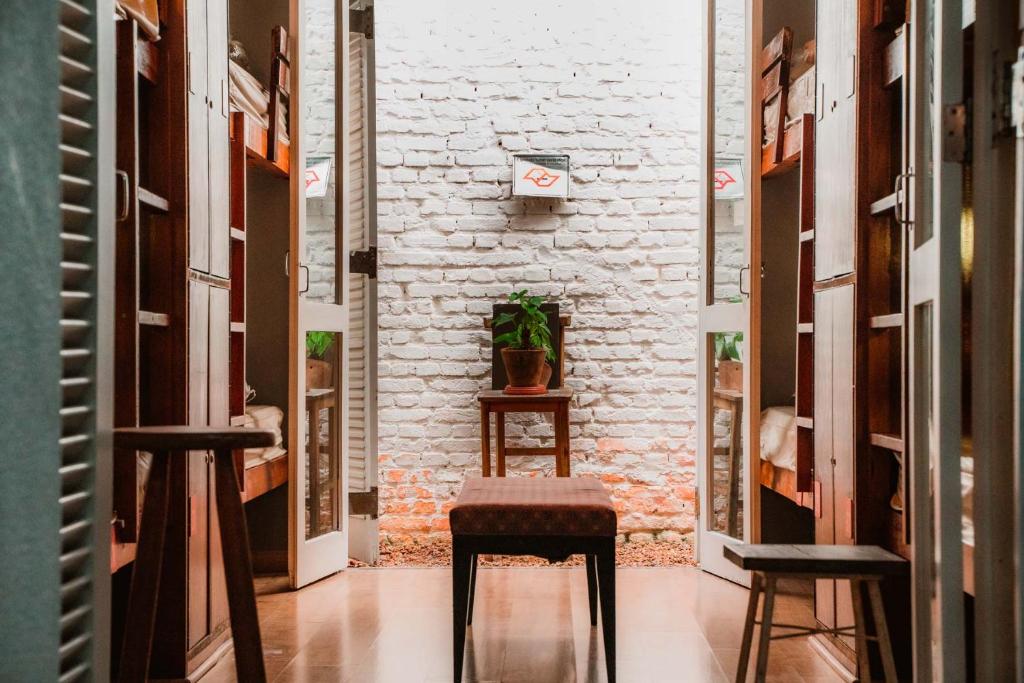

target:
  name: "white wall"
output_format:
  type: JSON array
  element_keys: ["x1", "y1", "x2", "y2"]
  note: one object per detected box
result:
[{"x1": 361, "y1": 0, "x2": 706, "y2": 536}]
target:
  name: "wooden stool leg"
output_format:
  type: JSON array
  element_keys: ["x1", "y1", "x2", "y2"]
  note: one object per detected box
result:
[
  {"x1": 850, "y1": 579, "x2": 872, "y2": 683},
  {"x1": 735, "y1": 572, "x2": 763, "y2": 683},
  {"x1": 586, "y1": 554, "x2": 598, "y2": 626},
  {"x1": 867, "y1": 580, "x2": 898, "y2": 683},
  {"x1": 452, "y1": 539, "x2": 472, "y2": 683},
  {"x1": 213, "y1": 449, "x2": 267, "y2": 683},
  {"x1": 496, "y1": 413, "x2": 506, "y2": 477},
  {"x1": 117, "y1": 451, "x2": 171, "y2": 683},
  {"x1": 480, "y1": 405, "x2": 491, "y2": 477},
  {"x1": 754, "y1": 575, "x2": 777, "y2": 682},
  {"x1": 467, "y1": 554, "x2": 479, "y2": 626},
  {"x1": 596, "y1": 539, "x2": 616, "y2": 683}
]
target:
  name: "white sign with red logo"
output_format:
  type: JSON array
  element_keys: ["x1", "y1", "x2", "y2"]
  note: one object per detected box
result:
[
  {"x1": 306, "y1": 156, "x2": 333, "y2": 198},
  {"x1": 714, "y1": 160, "x2": 744, "y2": 200},
  {"x1": 512, "y1": 154, "x2": 570, "y2": 198}
]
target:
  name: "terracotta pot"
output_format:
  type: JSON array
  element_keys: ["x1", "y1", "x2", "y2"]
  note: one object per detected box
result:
[
  {"x1": 306, "y1": 358, "x2": 333, "y2": 391},
  {"x1": 717, "y1": 359, "x2": 743, "y2": 391},
  {"x1": 501, "y1": 348, "x2": 546, "y2": 387},
  {"x1": 540, "y1": 361, "x2": 553, "y2": 388}
]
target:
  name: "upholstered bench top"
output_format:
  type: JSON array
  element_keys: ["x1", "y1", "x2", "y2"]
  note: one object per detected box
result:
[{"x1": 449, "y1": 477, "x2": 617, "y2": 537}]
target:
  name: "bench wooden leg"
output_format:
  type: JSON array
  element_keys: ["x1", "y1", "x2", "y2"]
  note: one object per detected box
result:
[
  {"x1": 596, "y1": 540, "x2": 616, "y2": 683},
  {"x1": 867, "y1": 580, "x2": 898, "y2": 683},
  {"x1": 467, "y1": 554, "x2": 479, "y2": 626},
  {"x1": 453, "y1": 540, "x2": 472, "y2": 682},
  {"x1": 850, "y1": 579, "x2": 872, "y2": 683},
  {"x1": 117, "y1": 451, "x2": 171, "y2": 683},
  {"x1": 735, "y1": 572, "x2": 763, "y2": 683},
  {"x1": 754, "y1": 574, "x2": 777, "y2": 682},
  {"x1": 586, "y1": 554, "x2": 598, "y2": 626},
  {"x1": 213, "y1": 448, "x2": 267, "y2": 683}
]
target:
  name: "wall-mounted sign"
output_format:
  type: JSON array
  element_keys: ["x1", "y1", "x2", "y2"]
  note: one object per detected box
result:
[
  {"x1": 306, "y1": 156, "x2": 333, "y2": 198},
  {"x1": 512, "y1": 154, "x2": 570, "y2": 198},
  {"x1": 714, "y1": 160, "x2": 744, "y2": 200}
]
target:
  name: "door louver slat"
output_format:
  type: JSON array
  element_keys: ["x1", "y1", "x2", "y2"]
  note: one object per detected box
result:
[{"x1": 58, "y1": 0, "x2": 101, "y2": 679}]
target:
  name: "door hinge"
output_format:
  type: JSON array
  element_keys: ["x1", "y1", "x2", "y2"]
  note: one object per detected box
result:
[
  {"x1": 350, "y1": 246, "x2": 377, "y2": 279},
  {"x1": 942, "y1": 102, "x2": 969, "y2": 163},
  {"x1": 349, "y1": 487, "x2": 378, "y2": 518},
  {"x1": 1012, "y1": 48, "x2": 1024, "y2": 138},
  {"x1": 350, "y1": 6, "x2": 374, "y2": 39}
]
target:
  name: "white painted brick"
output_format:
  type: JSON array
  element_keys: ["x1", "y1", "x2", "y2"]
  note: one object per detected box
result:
[{"x1": 364, "y1": 0, "x2": 713, "y2": 538}]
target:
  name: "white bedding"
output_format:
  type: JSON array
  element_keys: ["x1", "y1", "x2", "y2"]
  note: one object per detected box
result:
[
  {"x1": 242, "y1": 404, "x2": 286, "y2": 469},
  {"x1": 760, "y1": 406, "x2": 797, "y2": 472},
  {"x1": 229, "y1": 61, "x2": 289, "y2": 143}
]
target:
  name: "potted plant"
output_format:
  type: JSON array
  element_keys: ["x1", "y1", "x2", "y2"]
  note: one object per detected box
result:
[
  {"x1": 494, "y1": 290, "x2": 556, "y2": 394},
  {"x1": 714, "y1": 330, "x2": 743, "y2": 391},
  {"x1": 306, "y1": 331, "x2": 334, "y2": 391}
]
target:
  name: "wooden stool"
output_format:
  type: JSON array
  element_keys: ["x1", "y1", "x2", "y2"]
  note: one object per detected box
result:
[
  {"x1": 725, "y1": 544, "x2": 907, "y2": 683},
  {"x1": 114, "y1": 427, "x2": 276, "y2": 683},
  {"x1": 449, "y1": 477, "x2": 617, "y2": 683},
  {"x1": 478, "y1": 388, "x2": 573, "y2": 477}
]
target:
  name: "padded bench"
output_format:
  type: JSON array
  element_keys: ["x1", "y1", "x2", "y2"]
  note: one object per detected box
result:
[{"x1": 449, "y1": 477, "x2": 618, "y2": 683}]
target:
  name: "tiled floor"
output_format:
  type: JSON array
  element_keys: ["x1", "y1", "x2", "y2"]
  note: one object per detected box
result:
[{"x1": 202, "y1": 566, "x2": 844, "y2": 682}]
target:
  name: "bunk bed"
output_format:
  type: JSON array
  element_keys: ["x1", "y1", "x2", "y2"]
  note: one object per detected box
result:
[
  {"x1": 759, "y1": 406, "x2": 813, "y2": 509},
  {"x1": 228, "y1": 28, "x2": 291, "y2": 502}
]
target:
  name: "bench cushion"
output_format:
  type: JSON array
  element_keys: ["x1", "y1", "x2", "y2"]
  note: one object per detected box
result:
[{"x1": 449, "y1": 477, "x2": 617, "y2": 537}]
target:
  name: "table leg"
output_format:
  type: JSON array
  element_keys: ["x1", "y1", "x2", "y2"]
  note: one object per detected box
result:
[
  {"x1": 850, "y1": 579, "x2": 872, "y2": 683},
  {"x1": 867, "y1": 580, "x2": 898, "y2": 683},
  {"x1": 556, "y1": 402, "x2": 570, "y2": 477},
  {"x1": 726, "y1": 400, "x2": 742, "y2": 537},
  {"x1": 496, "y1": 412, "x2": 506, "y2": 477},
  {"x1": 736, "y1": 572, "x2": 762, "y2": 683},
  {"x1": 754, "y1": 575, "x2": 776, "y2": 682},
  {"x1": 480, "y1": 404, "x2": 491, "y2": 477}
]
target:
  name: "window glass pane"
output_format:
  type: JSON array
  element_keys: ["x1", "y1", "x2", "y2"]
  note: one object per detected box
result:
[
  {"x1": 709, "y1": 331, "x2": 744, "y2": 539},
  {"x1": 711, "y1": 0, "x2": 748, "y2": 304},
  {"x1": 306, "y1": 330, "x2": 341, "y2": 539},
  {"x1": 304, "y1": 0, "x2": 340, "y2": 303}
]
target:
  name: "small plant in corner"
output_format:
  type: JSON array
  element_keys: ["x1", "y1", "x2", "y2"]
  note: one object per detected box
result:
[
  {"x1": 305, "y1": 331, "x2": 334, "y2": 391},
  {"x1": 493, "y1": 290, "x2": 556, "y2": 393}
]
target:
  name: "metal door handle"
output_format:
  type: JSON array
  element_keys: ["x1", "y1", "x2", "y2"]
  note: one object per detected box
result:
[
  {"x1": 116, "y1": 170, "x2": 130, "y2": 222},
  {"x1": 739, "y1": 265, "x2": 750, "y2": 296}
]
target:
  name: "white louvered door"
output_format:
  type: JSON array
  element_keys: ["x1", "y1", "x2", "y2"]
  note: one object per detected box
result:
[
  {"x1": 347, "y1": 3, "x2": 379, "y2": 564},
  {"x1": 58, "y1": 0, "x2": 114, "y2": 680}
]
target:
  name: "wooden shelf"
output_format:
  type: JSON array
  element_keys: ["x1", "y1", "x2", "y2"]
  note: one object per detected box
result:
[
  {"x1": 230, "y1": 321, "x2": 245, "y2": 333},
  {"x1": 230, "y1": 227, "x2": 246, "y2": 241},
  {"x1": 870, "y1": 313, "x2": 903, "y2": 329},
  {"x1": 138, "y1": 310, "x2": 170, "y2": 327},
  {"x1": 869, "y1": 432, "x2": 904, "y2": 452},
  {"x1": 796, "y1": 416, "x2": 814, "y2": 429},
  {"x1": 138, "y1": 186, "x2": 169, "y2": 213},
  {"x1": 870, "y1": 192, "x2": 898, "y2": 216},
  {"x1": 799, "y1": 229, "x2": 814, "y2": 243},
  {"x1": 797, "y1": 322, "x2": 813, "y2": 334}
]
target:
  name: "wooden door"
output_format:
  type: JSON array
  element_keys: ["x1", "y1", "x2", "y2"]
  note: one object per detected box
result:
[
  {"x1": 906, "y1": 0, "x2": 966, "y2": 678},
  {"x1": 697, "y1": 0, "x2": 760, "y2": 584},
  {"x1": 289, "y1": 0, "x2": 352, "y2": 588},
  {"x1": 347, "y1": 2, "x2": 380, "y2": 565}
]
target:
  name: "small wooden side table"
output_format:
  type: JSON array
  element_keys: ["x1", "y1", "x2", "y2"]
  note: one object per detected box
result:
[{"x1": 478, "y1": 388, "x2": 574, "y2": 477}]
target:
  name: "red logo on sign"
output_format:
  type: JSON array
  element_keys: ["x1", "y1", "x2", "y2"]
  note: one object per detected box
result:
[
  {"x1": 714, "y1": 169, "x2": 736, "y2": 191},
  {"x1": 305, "y1": 169, "x2": 320, "y2": 189},
  {"x1": 523, "y1": 167, "x2": 561, "y2": 188}
]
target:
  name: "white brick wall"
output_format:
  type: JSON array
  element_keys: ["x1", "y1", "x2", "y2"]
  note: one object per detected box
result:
[{"x1": 362, "y1": 0, "x2": 712, "y2": 539}]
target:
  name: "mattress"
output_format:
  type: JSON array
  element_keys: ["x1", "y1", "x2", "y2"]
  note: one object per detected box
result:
[
  {"x1": 242, "y1": 404, "x2": 286, "y2": 469},
  {"x1": 229, "y1": 61, "x2": 289, "y2": 143},
  {"x1": 760, "y1": 406, "x2": 797, "y2": 472}
]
